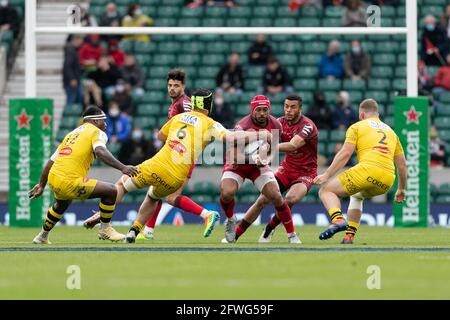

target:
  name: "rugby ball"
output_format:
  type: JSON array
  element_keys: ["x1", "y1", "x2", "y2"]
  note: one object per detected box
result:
[{"x1": 244, "y1": 139, "x2": 267, "y2": 156}]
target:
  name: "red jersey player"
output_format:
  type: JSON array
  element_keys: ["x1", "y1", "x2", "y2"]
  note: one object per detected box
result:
[
  {"x1": 83, "y1": 69, "x2": 212, "y2": 240},
  {"x1": 235, "y1": 94, "x2": 318, "y2": 243},
  {"x1": 220, "y1": 95, "x2": 301, "y2": 244}
]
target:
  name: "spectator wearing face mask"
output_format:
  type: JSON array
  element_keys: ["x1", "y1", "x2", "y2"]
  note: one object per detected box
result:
[
  {"x1": 421, "y1": 15, "x2": 449, "y2": 66},
  {"x1": 306, "y1": 91, "x2": 333, "y2": 130},
  {"x1": 112, "y1": 80, "x2": 134, "y2": 115},
  {"x1": 344, "y1": 40, "x2": 371, "y2": 80},
  {"x1": 106, "y1": 101, "x2": 132, "y2": 144},
  {"x1": 331, "y1": 91, "x2": 357, "y2": 130},
  {"x1": 209, "y1": 89, "x2": 234, "y2": 129},
  {"x1": 118, "y1": 127, "x2": 157, "y2": 166},
  {"x1": 87, "y1": 56, "x2": 123, "y2": 96},
  {"x1": 122, "y1": 4, "x2": 154, "y2": 43},
  {"x1": 79, "y1": 34, "x2": 104, "y2": 72},
  {"x1": 120, "y1": 55, "x2": 145, "y2": 97},
  {"x1": 319, "y1": 40, "x2": 344, "y2": 79},
  {"x1": 0, "y1": 0, "x2": 20, "y2": 37}
]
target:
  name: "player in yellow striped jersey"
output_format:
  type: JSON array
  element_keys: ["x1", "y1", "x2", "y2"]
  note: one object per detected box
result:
[
  {"x1": 29, "y1": 106, "x2": 138, "y2": 244},
  {"x1": 314, "y1": 99, "x2": 407, "y2": 244},
  {"x1": 107, "y1": 88, "x2": 272, "y2": 243}
]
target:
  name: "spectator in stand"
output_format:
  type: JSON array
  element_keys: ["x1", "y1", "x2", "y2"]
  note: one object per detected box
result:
[
  {"x1": 63, "y1": 35, "x2": 84, "y2": 106},
  {"x1": 186, "y1": 0, "x2": 204, "y2": 8},
  {"x1": 331, "y1": 91, "x2": 357, "y2": 130},
  {"x1": 79, "y1": 34, "x2": 104, "y2": 72},
  {"x1": 248, "y1": 34, "x2": 273, "y2": 66},
  {"x1": 80, "y1": 5, "x2": 97, "y2": 27},
  {"x1": 306, "y1": 91, "x2": 333, "y2": 130},
  {"x1": 0, "y1": 0, "x2": 20, "y2": 37},
  {"x1": 421, "y1": 15, "x2": 449, "y2": 66},
  {"x1": 121, "y1": 55, "x2": 145, "y2": 97},
  {"x1": 342, "y1": 0, "x2": 367, "y2": 27},
  {"x1": 319, "y1": 40, "x2": 344, "y2": 79},
  {"x1": 87, "y1": 56, "x2": 123, "y2": 96},
  {"x1": 216, "y1": 52, "x2": 244, "y2": 95},
  {"x1": 107, "y1": 39, "x2": 125, "y2": 67},
  {"x1": 112, "y1": 80, "x2": 134, "y2": 115},
  {"x1": 263, "y1": 56, "x2": 293, "y2": 95},
  {"x1": 345, "y1": 40, "x2": 371, "y2": 80},
  {"x1": 303, "y1": 0, "x2": 323, "y2": 9},
  {"x1": 118, "y1": 127, "x2": 157, "y2": 166},
  {"x1": 432, "y1": 54, "x2": 450, "y2": 98},
  {"x1": 418, "y1": 59, "x2": 433, "y2": 96},
  {"x1": 440, "y1": 4, "x2": 450, "y2": 39},
  {"x1": 99, "y1": 2, "x2": 122, "y2": 42},
  {"x1": 122, "y1": 4, "x2": 154, "y2": 43},
  {"x1": 430, "y1": 126, "x2": 447, "y2": 168},
  {"x1": 210, "y1": 89, "x2": 234, "y2": 129},
  {"x1": 106, "y1": 101, "x2": 132, "y2": 144},
  {"x1": 83, "y1": 80, "x2": 102, "y2": 109}
]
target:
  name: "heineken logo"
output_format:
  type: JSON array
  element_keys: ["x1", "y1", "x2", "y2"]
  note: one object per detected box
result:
[
  {"x1": 403, "y1": 106, "x2": 423, "y2": 125},
  {"x1": 41, "y1": 109, "x2": 51, "y2": 129},
  {"x1": 15, "y1": 109, "x2": 33, "y2": 130},
  {"x1": 402, "y1": 130, "x2": 420, "y2": 223},
  {"x1": 16, "y1": 135, "x2": 31, "y2": 220}
]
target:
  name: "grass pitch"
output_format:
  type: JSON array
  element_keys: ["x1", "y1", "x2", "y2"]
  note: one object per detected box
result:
[{"x1": 1, "y1": 225, "x2": 449, "y2": 299}]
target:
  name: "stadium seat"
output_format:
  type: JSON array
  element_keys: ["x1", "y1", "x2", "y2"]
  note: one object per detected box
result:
[
  {"x1": 343, "y1": 79, "x2": 366, "y2": 91},
  {"x1": 157, "y1": 41, "x2": 181, "y2": 54},
  {"x1": 136, "y1": 104, "x2": 161, "y2": 116},
  {"x1": 318, "y1": 79, "x2": 341, "y2": 91},
  {"x1": 371, "y1": 66, "x2": 394, "y2": 78},
  {"x1": 294, "y1": 79, "x2": 317, "y2": 91},
  {"x1": 229, "y1": 6, "x2": 252, "y2": 18},
  {"x1": 329, "y1": 130, "x2": 346, "y2": 142},
  {"x1": 63, "y1": 104, "x2": 83, "y2": 116},
  {"x1": 434, "y1": 117, "x2": 450, "y2": 130},
  {"x1": 201, "y1": 54, "x2": 225, "y2": 65},
  {"x1": 133, "y1": 117, "x2": 157, "y2": 129},
  {"x1": 254, "y1": 6, "x2": 276, "y2": 17},
  {"x1": 368, "y1": 79, "x2": 392, "y2": 91},
  {"x1": 303, "y1": 41, "x2": 327, "y2": 53},
  {"x1": 373, "y1": 54, "x2": 396, "y2": 65},
  {"x1": 296, "y1": 66, "x2": 318, "y2": 78},
  {"x1": 299, "y1": 54, "x2": 321, "y2": 66},
  {"x1": 145, "y1": 79, "x2": 168, "y2": 91},
  {"x1": 59, "y1": 116, "x2": 80, "y2": 130},
  {"x1": 274, "y1": 18, "x2": 297, "y2": 27}
]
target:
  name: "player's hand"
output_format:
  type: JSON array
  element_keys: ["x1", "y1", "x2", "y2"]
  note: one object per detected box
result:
[
  {"x1": 394, "y1": 189, "x2": 406, "y2": 203},
  {"x1": 252, "y1": 154, "x2": 268, "y2": 167},
  {"x1": 313, "y1": 173, "x2": 329, "y2": 185},
  {"x1": 28, "y1": 184, "x2": 44, "y2": 199},
  {"x1": 122, "y1": 165, "x2": 139, "y2": 177}
]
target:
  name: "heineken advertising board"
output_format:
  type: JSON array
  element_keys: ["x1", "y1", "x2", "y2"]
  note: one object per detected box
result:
[
  {"x1": 9, "y1": 99, "x2": 53, "y2": 227},
  {"x1": 393, "y1": 97, "x2": 429, "y2": 227}
]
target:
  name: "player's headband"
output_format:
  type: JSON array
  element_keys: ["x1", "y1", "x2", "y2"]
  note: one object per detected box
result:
[{"x1": 83, "y1": 113, "x2": 107, "y2": 120}]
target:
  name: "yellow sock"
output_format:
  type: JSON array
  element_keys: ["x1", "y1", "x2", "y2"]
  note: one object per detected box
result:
[
  {"x1": 99, "y1": 202, "x2": 115, "y2": 224},
  {"x1": 130, "y1": 221, "x2": 144, "y2": 234},
  {"x1": 346, "y1": 221, "x2": 359, "y2": 236},
  {"x1": 328, "y1": 208, "x2": 344, "y2": 223},
  {"x1": 43, "y1": 207, "x2": 63, "y2": 231}
]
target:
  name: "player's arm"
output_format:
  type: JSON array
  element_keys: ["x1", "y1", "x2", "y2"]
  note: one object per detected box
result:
[
  {"x1": 29, "y1": 149, "x2": 59, "y2": 199},
  {"x1": 393, "y1": 136, "x2": 407, "y2": 203},
  {"x1": 157, "y1": 116, "x2": 174, "y2": 143},
  {"x1": 92, "y1": 131, "x2": 138, "y2": 177},
  {"x1": 157, "y1": 131, "x2": 168, "y2": 142},
  {"x1": 314, "y1": 143, "x2": 355, "y2": 185},
  {"x1": 278, "y1": 135, "x2": 305, "y2": 152},
  {"x1": 94, "y1": 146, "x2": 138, "y2": 177}
]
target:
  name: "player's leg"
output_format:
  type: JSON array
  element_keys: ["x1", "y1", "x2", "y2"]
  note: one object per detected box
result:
[
  {"x1": 232, "y1": 193, "x2": 271, "y2": 242},
  {"x1": 82, "y1": 174, "x2": 131, "y2": 229},
  {"x1": 262, "y1": 182, "x2": 308, "y2": 241},
  {"x1": 32, "y1": 199, "x2": 71, "y2": 244},
  {"x1": 220, "y1": 173, "x2": 242, "y2": 242},
  {"x1": 88, "y1": 180, "x2": 125, "y2": 241},
  {"x1": 317, "y1": 176, "x2": 349, "y2": 240},
  {"x1": 259, "y1": 179, "x2": 300, "y2": 244},
  {"x1": 125, "y1": 191, "x2": 160, "y2": 243},
  {"x1": 342, "y1": 192, "x2": 364, "y2": 244}
]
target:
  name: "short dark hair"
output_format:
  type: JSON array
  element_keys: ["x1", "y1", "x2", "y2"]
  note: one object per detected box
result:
[
  {"x1": 82, "y1": 105, "x2": 104, "y2": 118},
  {"x1": 285, "y1": 94, "x2": 303, "y2": 105},
  {"x1": 167, "y1": 68, "x2": 186, "y2": 84}
]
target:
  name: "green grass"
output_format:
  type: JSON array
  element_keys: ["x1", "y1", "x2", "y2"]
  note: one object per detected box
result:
[{"x1": 1, "y1": 225, "x2": 450, "y2": 299}]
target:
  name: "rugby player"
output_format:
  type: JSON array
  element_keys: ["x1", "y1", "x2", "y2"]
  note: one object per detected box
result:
[
  {"x1": 234, "y1": 94, "x2": 318, "y2": 243},
  {"x1": 29, "y1": 106, "x2": 138, "y2": 244},
  {"x1": 314, "y1": 99, "x2": 407, "y2": 244},
  {"x1": 220, "y1": 95, "x2": 301, "y2": 244}
]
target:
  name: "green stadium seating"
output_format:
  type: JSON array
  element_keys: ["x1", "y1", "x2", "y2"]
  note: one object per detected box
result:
[
  {"x1": 229, "y1": 6, "x2": 252, "y2": 17},
  {"x1": 145, "y1": 78, "x2": 168, "y2": 91},
  {"x1": 343, "y1": 79, "x2": 366, "y2": 91},
  {"x1": 201, "y1": 54, "x2": 225, "y2": 65},
  {"x1": 318, "y1": 79, "x2": 341, "y2": 91},
  {"x1": 296, "y1": 66, "x2": 318, "y2": 78},
  {"x1": 294, "y1": 79, "x2": 317, "y2": 91},
  {"x1": 373, "y1": 54, "x2": 396, "y2": 65},
  {"x1": 303, "y1": 41, "x2": 327, "y2": 53},
  {"x1": 137, "y1": 104, "x2": 161, "y2": 116},
  {"x1": 299, "y1": 18, "x2": 321, "y2": 27},
  {"x1": 438, "y1": 92, "x2": 450, "y2": 104},
  {"x1": 365, "y1": 91, "x2": 389, "y2": 104},
  {"x1": 274, "y1": 18, "x2": 297, "y2": 27},
  {"x1": 59, "y1": 116, "x2": 80, "y2": 130},
  {"x1": 329, "y1": 130, "x2": 346, "y2": 142},
  {"x1": 202, "y1": 18, "x2": 226, "y2": 27},
  {"x1": 368, "y1": 79, "x2": 392, "y2": 91},
  {"x1": 226, "y1": 18, "x2": 248, "y2": 27},
  {"x1": 157, "y1": 6, "x2": 180, "y2": 17},
  {"x1": 254, "y1": 6, "x2": 276, "y2": 17},
  {"x1": 434, "y1": 117, "x2": 450, "y2": 129},
  {"x1": 371, "y1": 66, "x2": 394, "y2": 78},
  {"x1": 299, "y1": 54, "x2": 321, "y2": 66},
  {"x1": 133, "y1": 117, "x2": 157, "y2": 129},
  {"x1": 63, "y1": 104, "x2": 83, "y2": 116}
]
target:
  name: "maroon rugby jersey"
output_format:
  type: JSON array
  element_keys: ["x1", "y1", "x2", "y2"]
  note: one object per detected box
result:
[
  {"x1": 279, "y1": 115, "x2": 318, "y2": 175},
  {"x1": 225, "y1": 114, "x2": 282, "y2": 170},
  {"x1": 168, "y1": 94, "x2": 192, "y2": 119}
]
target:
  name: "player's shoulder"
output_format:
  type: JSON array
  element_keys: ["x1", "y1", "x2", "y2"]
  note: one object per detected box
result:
[
  {"x1": 236, "y1": 114, "x2": 252, "y2": 129},
  {"x1": 268, "y1": 115, "x2": 282, "y2": 128}
]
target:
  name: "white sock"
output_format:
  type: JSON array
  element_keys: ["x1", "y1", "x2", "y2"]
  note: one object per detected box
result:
[
  {"x1": 287, "y1": 232, "x2": 296, "y2": 237},
  {"x1": 200, "y1": 209, "x2": 210, "y2": 219},
  {"x1": 100, "y1": 223, "x2": 110, "y2": 230},
  {"x1": 143, "y1": 226, "x2": 154, "y2": 235}
]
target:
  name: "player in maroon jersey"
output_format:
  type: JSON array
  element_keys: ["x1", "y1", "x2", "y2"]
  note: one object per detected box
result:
[
  {"x1": 233, "y1": 94, "x2": 318, "y2": 243},
  {"x1": 220, "y1": 95, "x2": 301, "y2": 244},
  {"x1": 83, "y1": 69, "x2": 211, "y2": 240}
]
